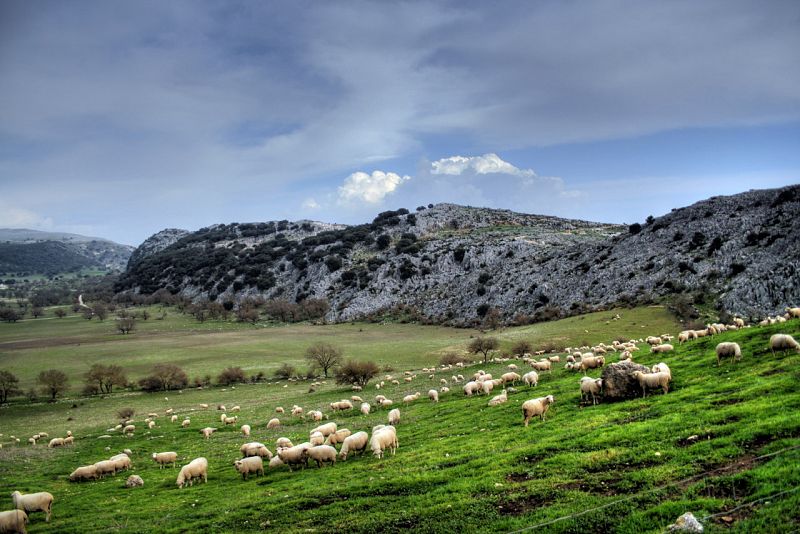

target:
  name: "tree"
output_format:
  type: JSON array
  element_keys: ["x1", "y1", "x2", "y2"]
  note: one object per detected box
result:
[
  {"x1": 116, "y1": 316, "x2": 136, "y2": 334},
  {"x1": 0, "y1": 308, "x2": 21, "y2": 323},
  {"x1": 335, "y1": 360, "x2": 379, "y2": 388},
  {"x1": 305, "y1": 342, "x2": 343, "y2": 378},
  {"x1": 484, "y1": 307, "x2": 502, "y2": 330},
  {"x1": 38, "y1": 369, "x2": 69, "y2": 401},
  {"x1": 0, "y1": 370, "x2": 21, "y2": 403},
  {"x1": 273, "y1": 363, "x2": 296, "y2": 380},
  {"x1": 117, "y1": 407, "x2": 135, "y2": 421},
  {"x1": 54, "y1": 308, "x2": 67, "y2": 318},
  {"x1": 31, "y1": 306, "x2": 44, "y2": 318},
  {"x1": 236, "y1": 306, "x2": 260, "y2": 324},
  {"x1": 138, "y1": 364, "x2": 188, "y2": 392},
  {"x1": 93, "y1": 303, "x2": 108, "y2": 321},
  {"x1": 511, "y1": 340, "x2": 533, "y2": 357},
  {"x1": 85, "y1": 364, "x2": 127, "y2": 394},
  {"x1": 217, "y1": 367, "x2": 247, "y2": 386},
  {"x1": 468, "y1": 336, "x2": 500, "y2": 363}
]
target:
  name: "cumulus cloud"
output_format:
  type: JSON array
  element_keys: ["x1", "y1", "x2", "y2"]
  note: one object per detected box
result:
[
  {"x1": 431, "y1": 154, "x2": 535, "y2": 177},
  {"x1": 338, "y1": 170, "x2": 411, "y2": 204},
  {"x1": 0, "y1": 203, "x2": 53, "y2": 230},
  {"x1": 301, "y1": 198, "x2": 320, "y2": 210}
]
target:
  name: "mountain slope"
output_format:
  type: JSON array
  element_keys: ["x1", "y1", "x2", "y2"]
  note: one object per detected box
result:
[{"x1": 118, "y1": 185, "x2": 800, "y2": 322}]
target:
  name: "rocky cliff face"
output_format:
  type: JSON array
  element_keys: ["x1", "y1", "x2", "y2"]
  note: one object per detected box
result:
[{"x1": 118, "y1": 185, "x2": 800, "y2": 324}]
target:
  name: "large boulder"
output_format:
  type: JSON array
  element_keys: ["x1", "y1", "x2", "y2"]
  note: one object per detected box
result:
[{"x1": 601, "y1": 360, "x2": 651, "y2": 400}]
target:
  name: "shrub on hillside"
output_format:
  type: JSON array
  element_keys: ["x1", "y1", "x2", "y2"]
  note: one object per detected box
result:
[
  {"x1": 138, "y1": 363, "x2": 188, "y2": 392},
  {"x1": 217, "y1": 366, "x2": 247, "y2": 386},
  {"x1": 273, "y1": 363, "x2": 296, "y2": 380},
  {"x1": 117, "y1": 407, "x2": 135, "y2": 421},
  {"x1": 335, "y1": 360, "x2": 380, "y2": 388}
]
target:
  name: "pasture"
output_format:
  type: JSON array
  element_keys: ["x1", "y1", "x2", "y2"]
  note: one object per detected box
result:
[{"x1": 0, "y1": 308, "x2": 798, "y2": 532}]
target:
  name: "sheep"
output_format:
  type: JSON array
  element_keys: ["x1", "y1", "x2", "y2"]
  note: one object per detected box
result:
[
  {"x1": 531, "y1": 360, "x2": 551, "y2": 372},
  {"x1": 307, "y1": 410, "x2": 324, "y2": 422},
  {"x1": 440, "y1": 386, "x2": 450, "y2": 394},
  {"x1": 231, "y1": 405, "x2": 240, "y2": 412},
  {"x1": 402, "y1": 393, "x2": 420, "y2": 405},
  {"x1": 580, "y1": 377, "x2": 603, "y2": 405},
  {"x1": 93, "y1": 460, "x2": 117, "y2": 478},
  {"x1": 770, "y1": 334, "x2": 800, "y2": 355},
  {"x1": 388, "y1": 408, "x2": 401, "y2": 426},
  {"x1": 351, "y1": 395, "x2": 363, "y2": 402},
  {"x1": 217, "y1": 405, "x2": 226, "y2": 411},
  {"x1": 646, "y1": 336, "x2": 663, "y2": 346},
  {"x1": 463, "y1": 381, "x2": 481, "y2": 396},
  {"x1": 176, "y1": 457, "x2": 208, "y2": 488},
  {"x1": 501, "y1": 372, "x2": 521, "y2": 385},
  {"x1": 307, "y1": 445, "x2": 338, "y2": 467},
  {"x1": 785, "y1": 307, "x2": 800, "y2": 319},
  {"x1": 267, "y1": 418, "x2": 280, "y2": 429},
  {"x1": 651, "y1": 362, "x2": 672, "y2": 380},
  {"x1": 182, "y1": 419, "x2": 191, "y2": 428},
  {"x1": 310, "y1": 432, "x2": 325, "y2": 446},
  {"x1": 109, "y1": 454, "x2": 131, "y2": 472},
  {"x1": 547, "y1": 355, "x2": 560, "y2": 363},
  {"x1": 733, "y1": 317, "x2": 746, "y2": 327},
  {"x1": 240, "y1": 442, "x2": 272, "y2": 459},
  {"x1": 650, "y1": 344, "x2": 674, "y2": 354},
  {"x1": 223, "y1": 416, "x2": 238, "y2": 426},
  {"x1": 339, "y1": 431, "x2": 369, "y2": 460},
  {"x1": 47, "y1": 438, "x2": 65, "y2": 448},
  {"x1": 370, "y1": 426, "x2": 398, "y2": 458},
  {"x1": 268, "y1": 456, "x2": 284, "y2": 469},
  {"x1": 276, "y1": 437, "x2": 293, "y2": 449},
  {"x1": 330, "y1": 400, "x2": 354, "y2": 411},
  {"x1": 488, "y1": 389, "x2": 508, "y2": 407},
  {"x1": 123, "y1": 425, "x2": 135, "y2": 435},
  {"x1": 522, "y1": 395, "x2": 555, "y2": 427},
  {"x1": 234, "y1": 456, "x2": 264, "y2": 480},
  {"x1": 125, "y1": 475, "x2": 144, "y2": 488},
  {"x1": 151, "y1": 452, "x2": 178, "y2": 468},
  {"x1": 522, "y1": 371, "x2": 539, "y2": 387},
  {"x1": 632, "y1": 371, "x2": 671, "y2": 397},
  {"x1": 171, "y1": 415, "x2": 178, "y2": 423},
  {"x1": 579, "y1": 356, "x2": 605, "y2": 371},
  {"x1": 291, "y1": 406, "x2": 303, "y2": 417},
  {"x1": 200, "y1": 427, "x2": 216, "y2": 439},
  {"x1": 165, "y1": 408, "x2": 173, "y2": 415},
  {"x1": 147, "y1": 421, "x2": 156, "y2": 430},
  {"x1": 566, "y1": 354, "x2": 575, "y2": 363},
  {"x1": 360, "y1": 402, "x2": 371, "y2": 416},
  {"x1": 69, "y1": 465, "x2": 98, "y2": 482},
  {"x1": 199, "y1": 403, "x2": 209, "y2": 410},
  {"x1": 311, "y1": 422, "x2": 337, "y2": 438},
  {"x1": 241, "y1": 424, "x2": 251, "y2": 437},
  {"x1": 277, "y1": 443, "x2": 312, "y2": 471},
  {"x1": 11, "y1": 491, "x2": 53, "y2": 523},
  {"x1": 325, "y1": 429, "x2": 352, "y2": 447},
  {"x1": 63, "y1": 436, "x2": 74, "y2": 446},
  {"x1": 275, "y1": 406, "x2": 284, "y2": 414},
  {"x1": 428, "y1": 389, "x2": 439, "y2": 402},
  {"x1": 678, "y1": 331, "x2": 690, "y2": 344},
  {"x1": 0, "y1": 510, "x2": 27, "y2": 533},
  {"x1": 481, "y1": 380, "x2": 495, "y2": 396}
]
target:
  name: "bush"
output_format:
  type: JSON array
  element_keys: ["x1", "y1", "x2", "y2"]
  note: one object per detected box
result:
[
  {"x1": 439, "y1": 352, "x2": 468, "y2": 366},
  {"x1": 117, "y1": 407, "x2": 135, "y2": 421},
  {"x1": 273, "y1": 363, "x2": 296, "y2": 380},
  {"x1": 138, "y1": 364, "x2": 188, "y2": 392},
  {"x1": 628, "y1": 223, "x2": 642, "y2": 235},
  {"x1": 511, "y1": 340, "x2": 533, "y2": 356},
  {"x1": 217, "y1": 367, "x2": 247, "y2": 386},
  {"x1": 335, "y1": 360, "x2": 380, "y2": 388}
]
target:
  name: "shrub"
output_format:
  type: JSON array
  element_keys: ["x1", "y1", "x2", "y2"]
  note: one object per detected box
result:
[
  {"x1": 37, "y1": 369, "x2": 69, "y2": 401},
  {"x1": 304, "y1": 343, "x2": 342, "y2": 378},
  {"x1": 138, "y1": 364, "x2": 188, "y2": 392},
  {"x1": 439, "y1": 352, "x2": 468, "y2": 366},
  {"x1": 335, "y1": 360, "x2": 380, "y2": 388},
  {"x1": 273, "y1": 363, "x2": 296, "y2": 380},
  {"x1": 217, "y1": 367, "x2": 247, "y2": 386},
  {"x1": 0, "y1": 370, "x2": 21, "y2": 403},
  {"x1": 511, "y1": 340, "x2": 533, "y2": 356},
  {"x1": 628, "y1": 223, "x2": 642, "y2": 235},
  {"x1": 117, "y1": 407, "x2": 135, "y2": 421},
  {"x1": 468, "y1": 336, "x2": 499, "y2": 363}
]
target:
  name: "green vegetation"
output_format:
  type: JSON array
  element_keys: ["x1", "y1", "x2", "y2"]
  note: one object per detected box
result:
[{"x1": 0, "y1": 308, "x2": 798, "y2": 532}]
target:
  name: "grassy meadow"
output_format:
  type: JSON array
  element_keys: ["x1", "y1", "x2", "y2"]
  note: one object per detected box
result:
[{"x1": 0, "y1": 307, "x2": 799, "y2": 532}]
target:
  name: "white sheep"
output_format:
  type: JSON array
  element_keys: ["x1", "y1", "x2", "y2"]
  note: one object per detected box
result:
[
  {"x1": 351, "y1": 395, "x2": 363, "y2": 402},
  {"x1": 307, "y1": 410, "x2": 324, "y2": 422},
  {"x1": 147, "y1": 421, "x2": 156, "y2": 430},
  {"x1": 428, "y1": 389, "x2": 439, "y2": 402},
  {"x1": 402, "y1": 393, "x2": 420, "y2": 405},
  {"x1": 276, "y1": 437, "x2": 293, "y2": 449},
  {"x1": 176, "y1": 457, "x2": 208, "y2": 488},
  {"x1": 275, "y1": 406, "x2": 284, "y2": 414},
  {"x1": 310, "y1": 422, "x2": 337, "y2": 438},
  {"x1": 69, "y1": 465, "x2": 98, "y2": 482},
  {"x1": 11, "y1": 491, "x2": 53, "y2": 523},
  {"x1": 277, "y1": 443, "x2": 312, "y2": 471},
  {"x1": 579, "y1": 356, "x2": 605, "y2": 370},
  {"x1": 325, "y1": 429, "x2": 352, "y2": 447},
  {"x1": 109, "y1": 454, "x2": 131, "y2": 472},
  {"x1": 47, "y1": 438, "x2": 65, "y2": 448},
  {"x1": 310, "y1": 432, "x2": 325, "y2": 446},
  {"x1": 481, "y1": 380, "x2": 495, "y2": 396},
  {"x1": 268, "y1": 456, "x2": 284, "y2": 469},
  {"x1": 360, "y1": 402, "x2": 371, "y2": 416},
  {"x1": 632, "y1": 371, "x2": 671, "y2": 397},
  {"x1": 440, "y1": 386, "x2": 450, "y2": 394},
  {"x1": 522, "y1": 395, "x2": 555, "y2": 427},
  {"x1": 123, "y1": 425, "x2": 135, "y2": 435},
  {"x1": 234, "y1": 456, "x2": 264, "y2": 480},
  {"x1": 650, "y1": 344, "x2": 674, "y2": 354},
  {"x1": 170, "y1": 415, "x2": 178, "y2": 423},
  {"x1": 306, "y1": 445, "x2": 338, "y2": 467},
  {"x1": 182, "y1": 419, "x2": 191, "y2": 428},
  {"x1": 370, "y1": 426, "x2": 398, "y2": 458},
  {"x1": 463, "y1": 381, "x2": 481, "y2": 396},
  {"x1": 531, "y1": 360, "x2": 552, "y2": 372},
  {"x1": 267, "y1": 418, "x2": 280, "y2": 429},
  {"x1": 93, "y1": 460, "x2": 117, "y2": 478},
  {"x1": 388, "y1": 408, "x2": 401, "y2": 426},
  {"x1": 241, "y1": 424, "x2": 251, "y2": 436},
  {"x1": 770, "y1": 334, "x2": 800, "y2": 355},
  {"x1": 651, "y1": 362, "x2": 672, "y2": 380},
  {"x1": 200, "y1": 427, "x2": 216, "y2": 439},
  {"x1": 580, "y1": 377, "x2": 603, "y2": 405},
  {"x1": 231, "y1": 405, "x2": 240, "y2": 412},
  {"x1": 0, "y1": 510, "x2": 27, "y2": 533},
  {"x1": 339, "y1": 431, "x2": 369, "y2": 460},
  {"x1": 151, "y1": 452, "x2": 178, "y2": 468},
  {"x1": 500, "y1": 372, "x2": 521, "y2": 385},
  {"x1": 241, "y1": 442, "x2": 272, "y2": 458},
  {"x1": 223, "y1": 416, "x2": 238, "y2": 426},
  {"x1": 488, "y1": 389, "x2": 508, "y2": 407}
]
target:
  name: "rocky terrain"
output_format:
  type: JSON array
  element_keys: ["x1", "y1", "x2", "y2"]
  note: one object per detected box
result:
[{"x1": 118, "y1": 185, "x2": 800, "y2": 324}]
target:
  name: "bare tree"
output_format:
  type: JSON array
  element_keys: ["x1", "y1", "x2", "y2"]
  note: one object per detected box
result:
[
  {"x1": 0, "y1": 370, "x2": 21, "y2": 403},
  {"x1": 511, "y1": 340, "x2": 533, "y2": 357},
  {"x1": 38, "y1": 369, "x2": 69, "y2": 401},
  {"x1": 85, "y1": 364, "x2": 128, "y2": 394},
  {"x1": 468, "y1": 336, "x2": 500, "y2": 363},
  {"x1": 305, "y1": 343, "x2": 343, "y2": 378},
  {"x1": 31, "y1": 306, "x2": 44, "y2": 318},
  {"x1": 484, "y1": 307, "x2": 502, "y2": 330},
  {"x1": 139, "y1": 364, "x2": 188, "y2": 392}
]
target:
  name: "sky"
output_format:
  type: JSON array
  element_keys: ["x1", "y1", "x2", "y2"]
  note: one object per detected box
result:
[{"x1": 0, "y1": 1, "x2": 798, "y2": 246}]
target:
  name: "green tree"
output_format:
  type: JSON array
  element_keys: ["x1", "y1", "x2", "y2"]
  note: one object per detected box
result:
[
  {"x1": 38, "y1": 369, "x2": 69, "y2": 401},
  {"x1": 468, "y1": 336, "x2": 500, "y2": 363}
]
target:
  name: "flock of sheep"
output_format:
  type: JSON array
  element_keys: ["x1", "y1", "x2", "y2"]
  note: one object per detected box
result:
[{"x1": 1, "y1": 308, "x2": 799, "y2": 533}]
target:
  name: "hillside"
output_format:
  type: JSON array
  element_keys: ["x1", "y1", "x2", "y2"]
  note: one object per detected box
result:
[
  {"x1": 117, "y1": 185, "x2": 800, "y2": 324},
  {"x1": 0, "y1": 228, "x2": 134, "y2": 275}
]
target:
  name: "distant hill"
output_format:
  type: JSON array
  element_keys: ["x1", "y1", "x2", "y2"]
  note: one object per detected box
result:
[{"x1": 0, "y1": 228, "x2": 134, "y2": 276}]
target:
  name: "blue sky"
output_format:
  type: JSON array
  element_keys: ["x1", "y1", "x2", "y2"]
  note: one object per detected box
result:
[{"x1": 0, "y1": 0, "x2": 798, "y2": 245}]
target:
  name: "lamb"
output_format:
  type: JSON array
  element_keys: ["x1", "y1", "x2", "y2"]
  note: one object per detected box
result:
[
  {"x1": 11, "y1": 491, "x2": 53, "y2": 523},
  {"x1": 151, "y1": 452, "x2": 178, "y2": 468},
  {"x1": 0, "y1": 510, "x2": 27, "y2": 533},
  {"x1": 200, "y1": 427, "x2": 216, "y2": 439},
  {"x1": 307, "y1": 445, "x2": 337, "y2": 467},
  {"x1": 47, "y1": 438, "x2": 64, "y2": 448},
  {"x1": 580, "y1": 377, "x2": 603, "y2": 405},
  {"x1": 500, "y1": 372, "x2": 521, "y2": 385},
  {"x1": 182, "y1": 419, "x2": 191, "y2": 428},
  {"x1": 307, "y1": 410, "x2": 324, "y2": 422},
  {"x1": 650, "y1": 344, "x2": 674, "y2": 354},
  {"x1": 147, "y1": 421, "x2": 156, "y2": 430},
  {"x1": 522, "y1": 371, "x2": 539, "y2": 387},
  {"x1": 241, "y1": 424, "x2": 251, "y2": 436},
  {"x1": 388, "y1": 408, "x2": 400, "y2": 426},
  {"x1": 125, "y1": 475, "x2": 144, "y2": 488},
  {"x1": 234, "y1": 456, "x2": 264, "y2": 480},
  {"x1": 463, "y1": 381, "x2": 481, "y2": 396},
  {"x1": 325, "y1": 429, "x2": 352, "y2": 447},
  {"x1": 277, "y1": 443, "x2": 312, "y2": 471},
  {"x1": 440, "y1": 386, "x2": 450, "y2": 394},
  {"x1": 360, "y1": 402, "x2": 371, "y2": 415},
  {"x1": 311, "y1": 422, "x2": 337, "y2": 438},
  {"x1": 69, "y1": 465, "x2": 98, "y2": 482},
  {"x1": 171, "y1": 415, "x2": 178, "y2": 423},
  {"x1": 651, "y1": 362, "x2": 672, "y2": 380},
  {"x1": 339, "y1": 431, "x2": 369, "y2": 460},
  {"x1": 370, "y1": 426, "x2": 398, "y2": 458},
  {"x1": 428, "y1": 389, "x2": 439, "y2": 402},
  {"x1": 63, "y1": 436, "x2": 74, "y2": 446},
  {"x1": 268, "y1": 456, "x2": 284, "y2": 469},
  {"x1": 522, "y1": 395, "x2": 555, "y2": 427},
  {"x1": 267, "y1": 418, "x2": 280, "y2": 429},
  {"x1": 488, "y1": 389, "x2": 508, "y2": 407},
  {"x1": 351, "y1": 395, "x2": 363, "y2": 402},
  {"x1": 176, "y1": 457, "x2": 208, "y2": 488},
  {"x1": 632, "y1": 371, "x2": 671, "y2": 398},
  {"x1": 276, "y1": 437, "x2": 293, "y2": 449},
  {"x1": 310, "y1": 432, "x2": 325, "y2": 446},
  {"x1": 770, "y1": 334, "x2": 800, "y2": 355}
]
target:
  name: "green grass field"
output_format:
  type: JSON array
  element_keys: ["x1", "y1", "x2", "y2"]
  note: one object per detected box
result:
[{"x1": 1, "y1": 307, "x2": 798, "y2": 532}]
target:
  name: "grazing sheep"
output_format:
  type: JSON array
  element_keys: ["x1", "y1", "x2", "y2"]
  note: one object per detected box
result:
[
  {"x1": 351, "y1": 395, "x2": 363, "y2": 402},
  {"x1": 463, "y1": 381, "x2": 481, "y2": 396},
  {"x1": 0, "y1": 510, "x2": 27, "y2": 533},
  {"x1": 241, "y1": 442, "x2": 272, "y2": 459},
  {"x1": 428, "y1": 389, "x2": 439, "y2": 402},
  {"x1": 311, "y1": 422, "x2": 337, "y2": 438},
  {"x1": 147, "y1": 421, "x2": 156, "y2": 430},
  {"x1": 307, "y1": 410, "x2": 324, "y2": 422},
  {"x1": 388, "y1": 408, "x2": 400, "y2": 426},
  {"x1": 171, "y1": 415, "x2": 178, "y2": 423},
  {"x1": 370, "y1": 426, "x2": 398, "y2": 459},
  {"x1": 651, "y1": 362, "x2": 672, "y2": 380},
  {"x1": 268, "y1": 456, "x2": 284, "y2": 469},
  {"x1": 646, "y1": 336, "x2": 663, "y2": 346},
  {"x1": 69, "y1": 465, "x2": 98, "y2": 482},
  {"x1": 481, "y1": 380, "x2": 495, "y2": 396},
  {"x1": 200, "y1": 427, "x2": 216, "y2": 440},
  {"x1": 62, "y1": 436, "x2": 74, "y2": 446},
  {"x1": 123, "y1": 425, "x2": 135, "y2": 435},
  {"x1": 241, "y1": 424, "x2": 251, "y2": 437},
  {"x1": 199, "y1": 404, "x2": 209, "y2": 410},
  {"x1": 522, "y1": 371, "x2": 539, "y2": 387},
  {"x1": 650, "y1": 344, "x2": 674, "y2": 354},
  {"x1": 360, "y1": 402, "x2": 371, "y2": 416},
  {"x1": 267, "y1": 418, "x2": 280, "y2": 429},
  {"x1": 47, "y1": 438, "x2": 64, "y2": 448},
  {"x1": 402, "y1": 393, "x2": 420, "y2": 405},
  {"x1": 307, "y1": 445, "x2": 337, "y2": 467},
  {"x1": 234, "y1": 456, "x2": 264, "y2": 480},
  {"x1": 276, "y1": 437, "x2": 293, "y2": 449},
  {"x1": 531, "y1": 360, "x2": 552, "y2": 372},
  {"x1": 223, "y1": 416, "x2": 238, "y2": 426},
  {"x1": 339, "y1": 432, "x2": 369, "y2": 460},
  {"x1": 488, "y1": 389, "x2": 508, "y2": 407},
  {"x1": 785, "y1": 307, "x2": 800, "y2": 319},
  {"x1": 330, "y1": 400, "x2": 354, "y2": 411},
  {"x1": 580, "y1": 377, "x2": 603, "y2": 405},
  {"x1": 230, "y1": 406, "x2": 240, "y2": 412},
  {"x1": 277, "y1": 443, "x2": 312, "y2": 471},
  {"x1": 182, "y1": 419, "x2": 191, "y2": 428},
  {"x1": 275, "y1": 407, "x2": 284, "y2": 414},
  {"x1": 547, "y1": 355, "x2": 560, "y2": 363},
  {"x1": 291, "y1": 406, "x2": 303, "y2": 417},
  {"x1": 501, "y1": 372, "x2": 521, "y2": 385},
  {"x1": 11, "y1": 491, "x2": 53, "y2": 523},
  {"x1": 325, "y1": 429, "x2": 352, "y2": 447},
  {"x1": 522, "y1": 395, "x2": 555, "y2": 427},
  {"x1": 310, "y1": 432, "x2": 325, "y2": 446},
  {"x1": 380, "y1": 399, "x2": 393, "y2": 408},
  {"x1": 579, "y1": 356, "x2": 605, "y2": 371},
  {"x1": 770, "y1": 334, "x2": 800, "y2": 355},
  {"x1": 109, "y1": 455, "x2": 131, "y2": 472},
  {"x1": 125, "y1": 475, "x2": 144, "y2": 488},
  {"x1": 176, "y1": 457, "x2": 208, "y2": 488},
  {"x1": 440, "y1": 386, "x2": 450, "y2": 394},
  {"x1": 217, "y1": 405, "x2": 226, "y2": 412},
  {"x1": 152, "y1": 452, "x2": 178, "y2": 468},
  {"x1": 632, "y1": 371, "x2": 671, "y2": 397},
  {"x1": 93, "y1": 460, "x2": 117, "y2": 478}
]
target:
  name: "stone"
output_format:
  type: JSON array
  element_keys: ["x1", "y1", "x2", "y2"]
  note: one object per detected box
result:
[
  {"x1": 668, "y1": 512, "x2": 704, "y2": 532},
  {"x1": 600, "y1": 360, "x2": 651, "y2": 400},
  {"x1": 125, "y1": 475, "x2": 144, "y2": 488}
]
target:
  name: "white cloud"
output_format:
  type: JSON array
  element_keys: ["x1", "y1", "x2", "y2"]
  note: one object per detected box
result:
[
  {"x1": 431, "y1": 153, "x2": 535, "y2": 177},
  {"x1": 301, "y1": 198, "x2": 320, "y2": 210},
  {"x1": 338, "y1": 171, "x2": 410, "y2": 204},
  {"x1": 0, "y1": 203, "x2": 53, "y2": 230}
]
